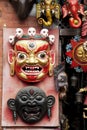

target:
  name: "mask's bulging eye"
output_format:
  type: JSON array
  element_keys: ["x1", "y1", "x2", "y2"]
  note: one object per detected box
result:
[
  {"x1": 51, "y1": 1, "x2": 55, "y2": 5},
  {"x1": 17, "y1": 53, "x2": 27, "y2": 60},
  {"x1": 36, "y1": 95, "x2": 43, "y2": 101},
  {"x1": 38, "y1": 52, "x2": 46, "y2": 59},
  {"x1": 21, "y1": 95, "x2": 28, "y2": 101}
]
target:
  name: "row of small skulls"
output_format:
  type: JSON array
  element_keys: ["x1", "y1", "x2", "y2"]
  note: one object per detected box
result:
[{"x1": 9, "y1": 27, "x2": 55, "y2": 46}]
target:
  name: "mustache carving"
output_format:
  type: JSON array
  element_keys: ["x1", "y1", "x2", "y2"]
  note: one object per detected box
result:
[{"x1": 9, "y1": 0, "x2": 36, "y2": 20}]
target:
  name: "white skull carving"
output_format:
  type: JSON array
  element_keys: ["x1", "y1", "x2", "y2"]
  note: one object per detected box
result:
[
  {"x1": 15, "y1": 28, "x2": 23, "y2": 38},
  {"x1": 49, "y1": 35, "x2": 55, "y2": 45},
  {"x1": 40, "y1": 28, "x2": 48, "y2": 38},
  {"x1": 8, "y1": 35, "x2": 15, "y2": 45},
  {"x1": 28, "y1": 27, "x2": 36, "y2": 37}
]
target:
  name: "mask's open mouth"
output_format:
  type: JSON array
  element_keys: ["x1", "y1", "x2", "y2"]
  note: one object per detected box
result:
[
  {"x1": 22, "y1": 106, "x2": 42, "y2": 121},
  {"x1": 22, "y1": 65, "x2": 42, "y2": 75}
]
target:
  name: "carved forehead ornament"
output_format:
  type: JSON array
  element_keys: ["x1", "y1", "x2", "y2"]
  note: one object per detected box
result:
[{"x1": 8, "y1": 27, "x2": 55, "y2": 47}]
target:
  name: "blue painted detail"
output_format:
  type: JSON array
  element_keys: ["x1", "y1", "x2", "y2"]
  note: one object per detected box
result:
[
  {"x1": 66, "y1": 43, "x2": 72, "y2": 51},
  {"x1": 66, "y1": 57, "x2": 72, "y2": 64},
  {"x1": 74, "y1": 67, "x2": 83, "y2": 72}
]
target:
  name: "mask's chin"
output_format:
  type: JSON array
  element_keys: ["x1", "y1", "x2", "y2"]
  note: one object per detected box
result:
[
  {"x1": 16, "y1": 69, "x2": 47, "y2": 82},
  {"x1": 21, "y1": 106, "x2": 43, "y2": 123}
]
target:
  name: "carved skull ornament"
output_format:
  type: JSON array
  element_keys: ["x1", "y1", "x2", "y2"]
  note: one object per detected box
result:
[
  {"x1": 49, "y1": 35, "x2": 55, "y2": 45},
  {"x1": 8, "y1": 35, "x2": 15, "y2": 45},
  {"x1": 40, "y1": 29, "x2": 48, "y2": 38},
  {"x1": 15, "y1": 28, "x2": 24, "y2": 38},
  {"x1": 28, "y1": 27, "x2": 36, "y2": 37}
]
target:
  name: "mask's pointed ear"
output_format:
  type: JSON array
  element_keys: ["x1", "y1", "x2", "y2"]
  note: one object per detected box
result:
[
  {"x1": 8, "y1": 49, "x2": 15, "y2": 76},
  {"x1": 7, "y1": 99, "x2": 17, "y2": 124},
  {"x1": 47, "y1": 95, "x2": 55, "y2": 118},
  {"x1": 7, "y1": 98, "x2": 16, "y2": 111}
]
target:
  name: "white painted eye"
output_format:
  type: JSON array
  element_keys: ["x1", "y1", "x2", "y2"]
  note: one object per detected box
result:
[
  {"x1": 40, "y1": 28, "x2": 48, "y2": 38},
  {"x1": 28, "y1": 27, "x2": 36, "y2": 37},
  {"x1": 17, "y1": 53, "x2": 27, "y2": 60},
  {"x1": 15, "y1": 28, "x2": 23, "y2": 38},
  {"x1": 9, "y1": 35, "x2": 15, "y2": 45},
  {"x1": 38, "y1": 51, "x2": 47, "y2": 59}
]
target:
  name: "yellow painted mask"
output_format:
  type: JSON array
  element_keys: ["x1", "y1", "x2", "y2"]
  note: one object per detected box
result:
[
  {"x1": 8, "y1": 28, "x2": 55, "y2": 82},
  {"x1": 74, "y1": 43, "x2": 87, "y2": 65}
]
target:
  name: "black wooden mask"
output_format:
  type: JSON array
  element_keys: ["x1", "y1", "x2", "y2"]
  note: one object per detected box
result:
[
  {"x1": 7, "y1": 86, "x2": 55, "y2": 124},
  {"x1": 9, "y1": 0, "x2": 36, "y2": 20}
]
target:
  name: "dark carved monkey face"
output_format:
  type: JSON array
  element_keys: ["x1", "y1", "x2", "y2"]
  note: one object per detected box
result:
[
  {"x1": 54, "y1": 63, "x2": 68, "y2": 99},
  {"x1": 9, "y1": 0, "x2": 36, "y2": 20},
  {"x1": 54, "y1": 63, "x2": 68, "y2": 91},
  {"x1": 7, "y1": 86, "x2": 55, "y2": 124}
]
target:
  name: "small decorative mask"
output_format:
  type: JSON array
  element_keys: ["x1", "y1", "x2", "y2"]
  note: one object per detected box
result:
[
  {"x1": 66, "y1": 36, "x2": 87, "y2": 72},
  {"x1": 7, "y1": 86, "x2": 55, "y2": 124},
  {"x1": 8, "y1": 27, "x2": 55, "y2": 82},
  {"x1": 54, "y1": 63, "x2": 68, "y2": 99},
  {"x1": 36, "y1": 0, "x2": 60, "y2": 26}
]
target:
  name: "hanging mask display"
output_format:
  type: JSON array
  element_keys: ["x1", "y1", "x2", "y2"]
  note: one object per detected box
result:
[
  {"x1": 36, "y1": 0, "x2": 60, "y2": 26},
  {"x1": 3, "y1": 0, "x2": 87, "y2": 129},
  {"x1": 8, "y1": 27, "x2": 55, "y2": 82},
  {"x1": 66, "y1": 35, "x2": 87, "y2": 72},
  {"x1": 2, "y1": 27, "x2": 59, "y2": 128},
  {"x1": 7, "y1": 86, "x2": 55, "y2": 124},
  {"x1": 1, "y1": 0, "x2": 60, "y2": 128}
]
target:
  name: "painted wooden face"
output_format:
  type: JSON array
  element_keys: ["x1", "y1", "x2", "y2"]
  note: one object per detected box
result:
[
  {"x1": 66, "y1": 37, "x2": 87, "y2": 72},
  {"x1": 7, "y1": 86, "x2": 55, "y2": 124},
  {"x1": 8, "y1": 39, "x2": 54, "y2": 82},
  {"x1": 74, "y1": 43, "x2": 87, "y2": 65}
]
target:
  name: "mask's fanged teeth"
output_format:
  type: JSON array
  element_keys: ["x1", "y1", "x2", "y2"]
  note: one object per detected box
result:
[{"x1": 22, "y1": 66, "x2": 42, "y2": 74}]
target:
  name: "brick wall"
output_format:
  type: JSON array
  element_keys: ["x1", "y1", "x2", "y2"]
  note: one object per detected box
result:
[{"x1": 0, "y1": 1, "x2": 38, "y2": 129}]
